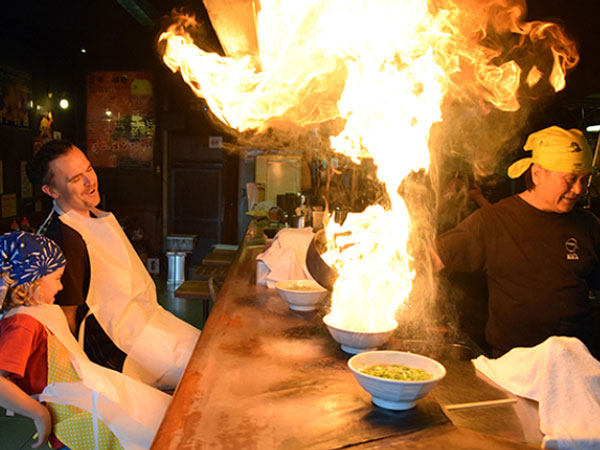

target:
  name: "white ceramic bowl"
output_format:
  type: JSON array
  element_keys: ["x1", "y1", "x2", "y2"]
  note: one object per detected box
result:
[
  {"x1": 348, "y1": 350, "x2": 446, "y2": 410},
  {"x1": 323, "y1": 314, "x2": 396, "y2": 354},
  {"x1": 275, "y1": 280, "x2": 328, "y2": 311}
]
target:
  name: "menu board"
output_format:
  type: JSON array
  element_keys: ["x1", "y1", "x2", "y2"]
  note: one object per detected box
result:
[{"x1": 86, "y1": 71, "x2": 155, "y2": 168}]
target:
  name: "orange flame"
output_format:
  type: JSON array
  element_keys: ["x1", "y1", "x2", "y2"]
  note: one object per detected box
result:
[{"x1": 159, "y1": 0, "x2": 578, "y2": 333}]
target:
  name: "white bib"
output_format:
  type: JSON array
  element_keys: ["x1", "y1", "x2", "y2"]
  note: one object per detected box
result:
[{"x1": 57, "y1": 207, "x2": 200, "y2": 388}]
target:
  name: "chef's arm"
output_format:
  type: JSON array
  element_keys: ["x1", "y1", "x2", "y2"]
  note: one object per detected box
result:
[
  {"x1": 60, "y1": 305, "x2": 78, "y2": 335},
  {"x1": 0, "y1": 371, "x2": 51, "y2": 448},
  {"x1": 467, "y1": 183, "x2": 492, "y2": 208},
  {"x1": 428, "y1": 246, "x2": 446, "y2": 272}
]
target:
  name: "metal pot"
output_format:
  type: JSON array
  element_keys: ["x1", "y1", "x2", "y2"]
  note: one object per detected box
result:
[{"x1": 305, "y1": 229, "x2": 338, "y2": 291}]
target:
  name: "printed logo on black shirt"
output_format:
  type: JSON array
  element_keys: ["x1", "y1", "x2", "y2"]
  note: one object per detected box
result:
[{"x1": 565, "y1": 237, "x2": 579, "y2": 260}]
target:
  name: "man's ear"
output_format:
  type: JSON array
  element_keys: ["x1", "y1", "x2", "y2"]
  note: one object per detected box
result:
[
  {"x1": 41, "y1": 184, "x2": 59, "y2": 199},
  {"x1": 530, "y1": 163, "x2": 544, "y2": 187}
]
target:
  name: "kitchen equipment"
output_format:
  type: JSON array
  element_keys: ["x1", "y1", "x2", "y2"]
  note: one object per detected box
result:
[
  {"x1": 165, "y1": 234, "x2": 198, "y2": 252},
  {"x1": 305, "y1": 229, "x2": 338, "y2": 290},
  {"x1": 166, "y1": 251, "x2": 186, "y2": 284},
  {"x1": 290, "y1": 215, "x2": 305, "y2": 228},
  {"x1": 268, "y1": 206, "x2": 287, "y2": 224},
  {"x1": 165, "y1": 234, "x2": 197, "y2": 284}
]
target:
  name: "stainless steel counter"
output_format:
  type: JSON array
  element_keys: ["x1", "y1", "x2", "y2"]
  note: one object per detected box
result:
[{"x1": 151, "y1": 226, "x2": 541, "y2": 449}]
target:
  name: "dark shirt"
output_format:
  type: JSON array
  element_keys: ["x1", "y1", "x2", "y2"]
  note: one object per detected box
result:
[
  {"x1": 43, "y1": 211, "x2": 126, "y2": 371},
  {"x1": 45, "y1": 211, "x2": 90, "y2": 309},
  {"x1": 436, "y1": 195, "x2": 600, "y2": 356}
]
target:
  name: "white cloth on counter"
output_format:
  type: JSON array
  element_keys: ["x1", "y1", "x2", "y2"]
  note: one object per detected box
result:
[
  {"x1": 256, "y1": 227, "x2": 315, "y2": 288},
  {"x1": 472, "y1": 336, "x2": 600, "y2": 450}
]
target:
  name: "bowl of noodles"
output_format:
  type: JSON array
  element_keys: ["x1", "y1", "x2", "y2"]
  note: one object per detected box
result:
[
  {"x1": 275, "y1": 280, "x2": 329, "y2": 311},
  {"x1": 348, "y1": 350, "x2": 446, "y2": 410}
]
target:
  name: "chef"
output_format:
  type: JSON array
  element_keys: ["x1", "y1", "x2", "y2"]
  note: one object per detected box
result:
[
  {"x1": 431, "y1": 126, "x2": 600, "y2": 358},
  {"x1": 26, "y1": 140, "x2": 200, "y2": 388}
]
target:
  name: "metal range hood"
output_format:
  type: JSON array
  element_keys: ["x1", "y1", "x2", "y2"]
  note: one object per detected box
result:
[{"x1": 202, "y1": 0, "x2": 260, "y2": 59}]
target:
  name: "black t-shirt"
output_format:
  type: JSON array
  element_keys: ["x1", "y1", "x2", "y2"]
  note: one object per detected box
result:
[
  {"x1": 436, "y1": 195, "x2": 600, "y2": 354},
  {"x1": 44, "y1": 211, "x2": 90, "y2": 308},
  {"x1": 43, "y1": 211, "x2": 126, "y2": 371}
]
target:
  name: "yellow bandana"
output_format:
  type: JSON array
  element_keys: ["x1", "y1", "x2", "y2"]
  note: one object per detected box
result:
[{"x1": 507, "y1": 126, "x2": 592, "y2": 179}]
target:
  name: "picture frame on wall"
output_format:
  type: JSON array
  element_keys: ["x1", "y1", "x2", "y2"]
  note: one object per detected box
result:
[
  {"x1": 0, "y1": 66, "x2": 32, "y2": 129},
  {"x1": 86, "y1": 71, "x2": 155, "y2": 168}
]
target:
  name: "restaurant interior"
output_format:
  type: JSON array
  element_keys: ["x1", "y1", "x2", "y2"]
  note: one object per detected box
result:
[{"x1": 1, "y1": 0, "x2": 600, "y2": 448}]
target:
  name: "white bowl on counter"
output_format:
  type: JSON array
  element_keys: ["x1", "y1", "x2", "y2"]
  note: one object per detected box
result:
[
  {"x1": 348, "y1": 350, "x2": 446, "y2": 410},
  {"x1": 323, "y1": 314, "x2": 396, "y2": 354},
  {"x1": 275, "y1": 280, "x2": 329, "y2": 311}
]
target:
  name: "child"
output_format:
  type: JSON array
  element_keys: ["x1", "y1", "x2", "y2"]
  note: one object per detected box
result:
[
  {"x1": 0, "y1": 231, "x2": 171, "y2": 450},
  {"x1": 0, "y1": 231, "x2": 71, "y2": 449},
  {"x1": 0, "y1": 232, "x2": 170, "y2": 450}
]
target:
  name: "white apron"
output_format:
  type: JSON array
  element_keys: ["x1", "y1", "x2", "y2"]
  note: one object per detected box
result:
[
  {"x1": 57, "y1": 206, "x2": 200, "y2": 388},
  {"x1": 5, "y1": 304, "x2": 170, "y2": 450}
]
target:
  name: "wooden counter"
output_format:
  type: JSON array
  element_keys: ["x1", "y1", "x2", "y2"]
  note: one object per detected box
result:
[{"x1": 151, "y1": 226, "x2": 539, "y2": 449}]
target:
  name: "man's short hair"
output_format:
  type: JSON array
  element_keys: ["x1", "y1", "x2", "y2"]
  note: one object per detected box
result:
[{"x1": 26, "y1": 140, "x2": 75, "y2": 186}]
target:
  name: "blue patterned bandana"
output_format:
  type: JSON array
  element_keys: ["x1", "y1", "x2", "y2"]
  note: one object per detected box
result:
[{"x1": 0, "y1": 232, "x2": 66, "y2": 302}]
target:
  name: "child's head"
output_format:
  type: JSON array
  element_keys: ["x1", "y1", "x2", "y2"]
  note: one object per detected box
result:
[{"x1": 0, "y1": 231, "x2": 66, "y2": 311}]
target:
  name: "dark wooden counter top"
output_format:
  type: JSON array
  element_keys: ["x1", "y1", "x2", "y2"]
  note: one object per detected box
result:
[{"x1": 151, "y1": 226, "x2": 539, "y2": 449}]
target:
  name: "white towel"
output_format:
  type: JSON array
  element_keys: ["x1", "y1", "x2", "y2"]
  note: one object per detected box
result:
[
  {"x1": 472, "y1": 336, "x2": 600, "y2": 450},
  {"x1": 256, "y1": 228, "x2": 315, "y2": 288}
]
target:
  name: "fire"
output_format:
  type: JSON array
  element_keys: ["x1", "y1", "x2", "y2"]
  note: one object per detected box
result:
[{"x1": 159, "y1": 0, "x2": 578, "y2": 333}]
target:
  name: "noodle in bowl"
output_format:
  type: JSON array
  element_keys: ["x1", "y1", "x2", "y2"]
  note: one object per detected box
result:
[{"x1": 348, "y1": 350, "x2": 446, "y2": 410}]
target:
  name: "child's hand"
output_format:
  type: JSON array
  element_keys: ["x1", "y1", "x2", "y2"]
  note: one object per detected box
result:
[
  {"x1": 31, "y1": 406, "x2": 52, "y2": 449},
  {"x1": 0, "y1": 374, "x2": 53, "y2": 449}
]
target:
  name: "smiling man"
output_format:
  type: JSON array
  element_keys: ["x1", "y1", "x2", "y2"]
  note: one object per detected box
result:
[
  {"x1": 432, "y1": 126, "x2": 600, "y2": 359},
  {"x1": 41, "y1": 145, "x2": 101, "y2": 216},
  {"x1": 26, "y1": 140, "x2": 127, "y2": 371},
  {"x1": 26, "y1": 141, "x2": 200, "y2": 387}
]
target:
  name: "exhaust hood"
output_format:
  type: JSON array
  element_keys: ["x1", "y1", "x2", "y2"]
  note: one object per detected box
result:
[{"x1": 202, "y1": 0, "x2": 260, "y2": 59}]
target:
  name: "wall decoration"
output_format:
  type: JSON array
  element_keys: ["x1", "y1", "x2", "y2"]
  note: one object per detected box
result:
[
  {"x1": 0, "y1": 66, "x2": 32, "y2": 128},
  {"x1": 39, "y1": 111, "x2": 53, "y2": 137},
  {"x1": 1, "y1": 194, "x2": 17, "y2": 218},
  {"x1": 86, "y1": 71, "x2": 155, "y2": 168}
]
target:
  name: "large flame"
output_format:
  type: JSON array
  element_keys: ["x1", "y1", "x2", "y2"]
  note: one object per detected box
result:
[{"x1": 159, "y1": 0, "x2": 578, "y2": 332}]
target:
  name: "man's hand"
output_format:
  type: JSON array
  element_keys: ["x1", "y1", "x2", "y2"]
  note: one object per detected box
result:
[{"x1": 467, "y1": 183, "x2": 492, "y2": 208}]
